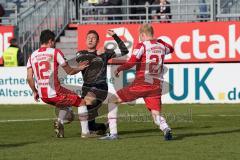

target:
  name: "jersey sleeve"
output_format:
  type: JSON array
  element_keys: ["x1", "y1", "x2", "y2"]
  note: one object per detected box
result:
[
  {"x1": 157, "y1": 39, "x2": 174, "y2": 54},
  {"x1": 132, "y1": 43, "x2": 145, "y2": 59},
  {"x1": 117, "y1": 55, "x2": 137, "y2": 72},
  {"x1": 56, "y1": 49, "x2": 67, "y2": 66},
  {"x1": 117, "y1": 43, "x2": 144, "y2": 72},
  {"x1": 106, "y1": 34, "x2": 129, "y2": 60},
  {"x1": 27, "y1": 56, "x2": 32, "y2": 68}
]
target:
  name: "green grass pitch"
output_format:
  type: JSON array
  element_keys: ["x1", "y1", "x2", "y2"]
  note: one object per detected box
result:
[{"x1": 0, "y1": 104, "x2": 240, "y2": 160}]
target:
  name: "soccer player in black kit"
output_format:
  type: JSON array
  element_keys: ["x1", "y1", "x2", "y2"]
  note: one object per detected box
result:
[{"x1": 76, "y1": 30, "x2": 129, "y2": 135}]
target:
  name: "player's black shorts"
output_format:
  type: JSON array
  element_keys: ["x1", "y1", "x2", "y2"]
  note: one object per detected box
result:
[
  {"x1": 81, "y1": 82, "x2": 108, "y2": 120},
  {"x1": 81, "y1": 82, "x2": 108, "y2": 103}
]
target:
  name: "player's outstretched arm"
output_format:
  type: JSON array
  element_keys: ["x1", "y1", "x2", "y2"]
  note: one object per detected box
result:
[
  {"x1": 105, "y1": 30, "x2": 129, "y2": 59},
  {"x1": 56, "y1": 49, "x2": 89, "y2": 75},
  {"x1": 115, "y1": 55, "x2": 137, "y2": 77},
  {"x1": 115, "y1": 42, "x2": 144, "y2": 76},
  {"x1": 62, "y1": 61, "x2": 89, "y2": 75}
]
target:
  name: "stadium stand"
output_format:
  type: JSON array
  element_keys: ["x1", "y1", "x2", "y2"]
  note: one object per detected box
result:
[{"x1": 0, "y1": 0, "x2": 48, "y2": 25}]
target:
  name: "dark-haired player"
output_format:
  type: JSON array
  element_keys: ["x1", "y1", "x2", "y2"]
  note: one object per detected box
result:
[{"x1": 27, "y1": 29, "x2": 91, "y2": 138}]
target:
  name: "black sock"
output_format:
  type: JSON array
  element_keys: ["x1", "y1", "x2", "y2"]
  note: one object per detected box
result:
[{"x1": 88, "y1": 119, "x2": 96, "y2": 131}]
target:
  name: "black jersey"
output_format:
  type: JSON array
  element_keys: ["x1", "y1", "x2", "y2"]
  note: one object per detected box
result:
[{"x1": 76, "y1": 34, "x2": 128, "y2": 84}]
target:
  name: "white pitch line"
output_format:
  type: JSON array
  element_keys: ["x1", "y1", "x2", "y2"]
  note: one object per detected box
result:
[
  {"x1": 0, "y1": 114, "x2": 240, "y2": 123},
  {"x1": 0, "y1": 118, "x2": 55, "y2": 123},
  {"x1": 196, "y1": 115, "x2": 215, "y2": 117},
  {"x1": 196, "y1": 114, "x2": 240, "y2": 117},
  {"x1": 218, "y1": 115, "x2": 240, "y2": 117}
]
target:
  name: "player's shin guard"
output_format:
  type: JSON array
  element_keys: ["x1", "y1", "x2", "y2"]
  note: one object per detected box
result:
[
  {"x1": 78, "y1": 106, "x2": 90, "y2": 134},
  {"x1": 108, "y1": 103, "x2": 118, "y2": 135}
]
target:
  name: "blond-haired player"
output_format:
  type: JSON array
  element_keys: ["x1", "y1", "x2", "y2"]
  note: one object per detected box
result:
[{"x1": 100, "y1": 24, "x2": 174, "y2": 140}]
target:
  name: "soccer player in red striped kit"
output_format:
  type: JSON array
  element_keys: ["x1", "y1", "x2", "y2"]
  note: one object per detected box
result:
[
  {"x1": 100, "y1": 24, "x2": 174, "y2": 140},
  {"x1": 27, "y1": 30, "x2": 92, "y2": 138}
]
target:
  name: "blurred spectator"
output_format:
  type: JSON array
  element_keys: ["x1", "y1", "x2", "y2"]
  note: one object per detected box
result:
[
  {"x1": 198, "y1": 0, "x2": 209, "y2": 22},
  {"x1": 101, "y1": 0, "x2": 122, "y2": 21},
  {"x1": 71, "y1": 0, "x2": 82, "y2": 20},
  {"x1": 0, "y1": 3, "x2": 5, "y2": 24},
  {"x1": 151, "y1": 0, "x2": 171, "y2": 22},
  {"x1": 130, "y1": 0, "x2": 154, "y2": 20},
  {"x1": 2, "y1": 38, "x2": 24, "y2": 67},
  {"x1": 93, "y1": 0, "x2": 106, "y2": 21},
  {"x1": 82, "y1": 0, "x2": 96, "y2": 21}
]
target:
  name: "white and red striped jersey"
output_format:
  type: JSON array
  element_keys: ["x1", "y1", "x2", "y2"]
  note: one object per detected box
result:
[
  {"x1": 27, "y1": 47, "x2": 67, "y2": 98},
  {"x1": 117, "y1": 39, "x2": 174, "y2": 84}
]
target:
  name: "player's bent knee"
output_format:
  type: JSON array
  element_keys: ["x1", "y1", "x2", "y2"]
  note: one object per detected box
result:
[
  {"x1": 84, "y1": 93, "x2": 97, "y2": 106},
  {"x1": 108, "y1": 94, "x2": 122, "y2": 104}
]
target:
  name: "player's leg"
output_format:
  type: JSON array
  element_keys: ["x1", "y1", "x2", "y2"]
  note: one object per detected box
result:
[
  {"x1": 99, "y1": 93, "x2": 121, "y2": 140},
  {"x1": 55, "y1": 106, "x2": 74, "y2": 124},
  {"x1": 88, "y1": 86, "x2": 109, "y2": 134},
  {"x1": 52, "y1": 87, "x2": 91, "y2": 138},
  {"x1": 80, "y1": 91, "x2": 99, "y2": 135},
  {"x1": 83, "y1": 85, "x2": 109, "y2": 135},
  {"x1": 100, "y1": 85, "x2": 139, "y2": 140},
  {"x1": 151, "y1": 110, "x2": 172, "y2": 140},
  {"x1": 144, "y1": 97, "x2": 172, "y2": 140},
  {"x1": 54, "y1": 107, "x2": 69, "y2": 138},
  {"x1": 100, "y1": 83, "x2": 154, "y2": 140},
  {"x1": 80, "y1": 85, "x2": 100, "y2": 133},
  {"x1": 77, "y1": 99, "x2": 92, "y2": 138},
  {"x1": 41, "y1": 97, "x2": 66, "y2": 138},
  {"x1": 87, "y1": 100, "x2": 108, "y2": 135},
  {"x1": 53, "y1": 105, "x2": 74, "y2": 138}
]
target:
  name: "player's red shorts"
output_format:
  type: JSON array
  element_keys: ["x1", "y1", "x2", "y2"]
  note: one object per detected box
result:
[
  {"x1": 41, "y1": 87, "x2": 82, "y2": 108},
  {"x1": 117, "y1": 80, "x2": 162, "y2": 111}
]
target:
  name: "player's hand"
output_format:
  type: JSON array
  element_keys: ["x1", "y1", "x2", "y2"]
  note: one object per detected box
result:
[
  {"x1": 34, "y1": 92, "x2": 39, "y2": 102},
  {"x1": 97, "y1": 47, "x2": 106, "y2": 55},
  {"x1": 79, "y1": 60, "x2": 89, "y2": 70},
  {"x1": 107, "y1": 30, "x2": 116, "y2": 36},
  {"x1": 114, "y1": 69, "x2": 120, "y2": 78}
]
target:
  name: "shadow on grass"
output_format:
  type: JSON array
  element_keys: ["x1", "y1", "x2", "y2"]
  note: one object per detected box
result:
[
  {"x1": 117, "y1": 127, "x2": 240, "y2": 140},
  {"x1": 119, "y1": 126, "x2": 193, "y2": 136},
  {"x1": 119, "y1": 129, "x2": 159, "y2": 135},
  {"x1": 0, "y1": 142, "x2": 36, "y2": 149},
  {"x1": 174, "y1": 128, "x2": 240, "y2": 140}
]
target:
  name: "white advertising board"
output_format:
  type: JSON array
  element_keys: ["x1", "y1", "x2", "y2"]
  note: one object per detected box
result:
[{"x1": 0, "y1": 63, "x2": 240, "y2": 104}]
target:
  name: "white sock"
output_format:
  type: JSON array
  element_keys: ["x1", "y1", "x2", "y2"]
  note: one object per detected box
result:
[
  {"x1": 78, "y1": 106, "x2": 89, "y2": 134},
  {"x1": 58, "y1": 109, "x2": 67, "y2": 124},
  {"x1": 157, "y1": 115, "x2": 170, "y2": 132},
  {"x1": 108, "y1": 103, "x2": 118, "y2": 135}
]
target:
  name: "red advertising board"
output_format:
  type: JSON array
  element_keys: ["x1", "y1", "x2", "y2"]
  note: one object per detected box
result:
[
  {"x1": 78, "y1": 21, "x2": 240, "y2": 63},
  {"x1": 0, "y1": 26, "x2": 14, "y2": 65}
]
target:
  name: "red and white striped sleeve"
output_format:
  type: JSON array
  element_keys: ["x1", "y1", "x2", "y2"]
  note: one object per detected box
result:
[
  {"x1": 56, "y1": 49, "x2": 67, "y2": 66},
  {"x1": 157, "y1": 39, "x2": 174, "y2": 54},
  {"x1": 117, "y1": 43, "x2": 145, "y2": 72}
]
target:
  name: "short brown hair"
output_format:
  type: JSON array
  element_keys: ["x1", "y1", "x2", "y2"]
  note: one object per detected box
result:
[
  {"x1": 87, "y1": 30, "x2": 99, "y2": 41},
  {"x1": 40, "y1": 29, "x2": 55, "y2": 45},
  {"x1": 139, "y1": 24, "x2": 154, "y2": 37}
]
